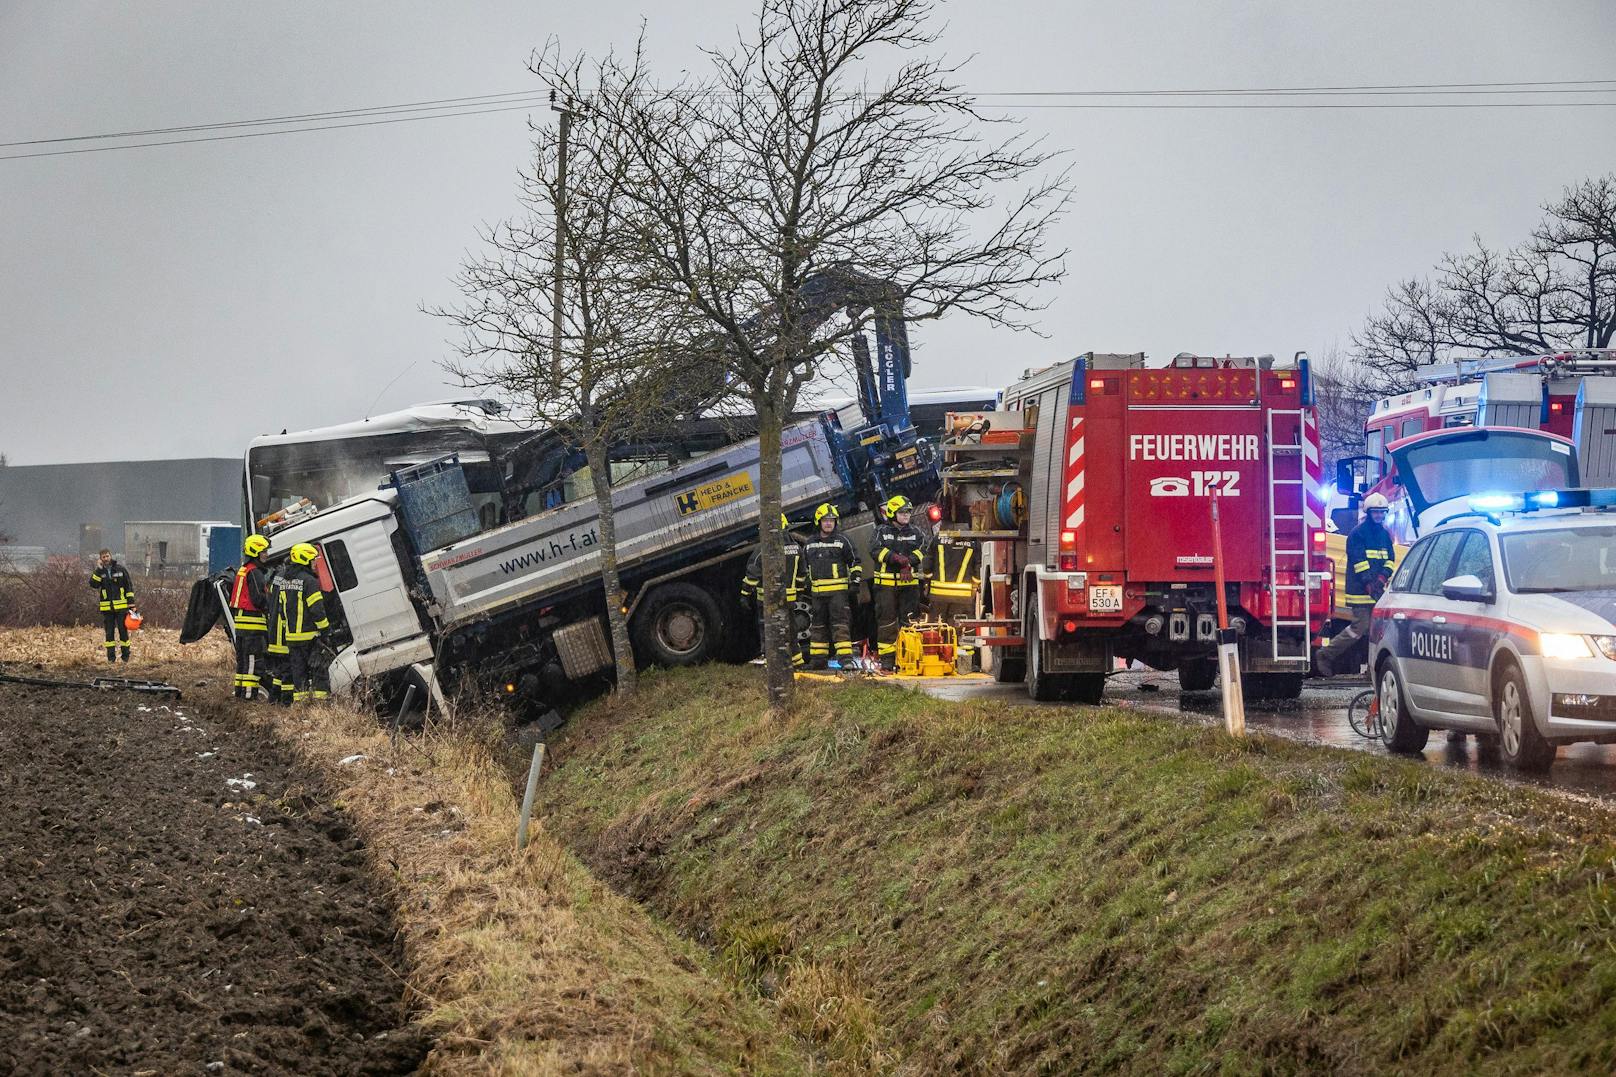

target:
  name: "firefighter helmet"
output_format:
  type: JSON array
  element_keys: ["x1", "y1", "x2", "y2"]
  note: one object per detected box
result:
[
  {"x1": 1362, "y1": 493, "x2": 1390, "y2": 513},
  {"x1": 289, "y1": 542, "x2": 320, "y2": 566},
  {"x1": 814, "y1": 503, "x2": 839, "y2": 525},
  {"x1": 886, "y1": 495, "x2": 914, "y2": 516},
  {"x1": 243, "y1": 533, "x2": 270, "y2": 559},
  {"x1": 124, "y1": 610, "x2": 144, "y2": 632}
]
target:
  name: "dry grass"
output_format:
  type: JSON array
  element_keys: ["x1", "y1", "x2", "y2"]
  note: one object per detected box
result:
[
  {"x1": 255, "y1": 698, "x2": 808, "y2": 1075},
  {"x1": 0, "y1": 626, "x2": 231, "y2": 671}
]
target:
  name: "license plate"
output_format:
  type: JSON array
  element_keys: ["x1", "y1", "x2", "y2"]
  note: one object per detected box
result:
[{"x1": 1089, "y1": 585, "x2": 1122, "y2": 613}]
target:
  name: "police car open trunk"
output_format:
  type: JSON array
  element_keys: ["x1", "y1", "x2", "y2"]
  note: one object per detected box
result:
[{"x1": 1386, "y1": 426, "x2": 1580, "y2": 538}]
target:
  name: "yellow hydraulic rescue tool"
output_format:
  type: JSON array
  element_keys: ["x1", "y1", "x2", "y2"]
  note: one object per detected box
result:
[{"x1": 894, "y1": 620, "x2": 961, "y2": 678}]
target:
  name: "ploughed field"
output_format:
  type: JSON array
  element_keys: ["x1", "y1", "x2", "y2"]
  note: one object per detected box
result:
[{"x1": 0, "y1": 680, "x2": 427, "y2": 1075}]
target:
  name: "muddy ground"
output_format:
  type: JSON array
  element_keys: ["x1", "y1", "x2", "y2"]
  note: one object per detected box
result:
[{"x1": 0, "y1": 677, "x2": 428, "y2": 1075}]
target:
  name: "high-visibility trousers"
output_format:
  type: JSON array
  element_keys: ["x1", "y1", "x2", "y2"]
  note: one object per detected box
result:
[
  {"x1": 808, "y1": 590, "x2": 854, "y2": 665},
  {"x1": 234, "y1": 631, "x2": 267, "y2": 698},
  {"x1": 101, "y1": 612, "x2": 130, "y2": 661},
  {"x1": 874, "y1": 585, "x2": 923, "y2": 661}
]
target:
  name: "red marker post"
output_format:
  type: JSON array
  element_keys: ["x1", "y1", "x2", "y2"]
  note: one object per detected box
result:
[{"x1": 1210, "y1": 492, "x2": 1246, "y2": 737}]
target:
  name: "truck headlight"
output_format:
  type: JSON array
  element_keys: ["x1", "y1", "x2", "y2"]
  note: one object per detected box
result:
[
  {"x1": 1540, "y1": 633, "x2": 1593, "y2": 660},
  {"x1": 1591, "y1": 636, "x2": 1616, "y2": 662}
]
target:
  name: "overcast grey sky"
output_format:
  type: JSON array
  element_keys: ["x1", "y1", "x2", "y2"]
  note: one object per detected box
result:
[{"x1": 3, "y1": 0, "x2": 1613, "y2": 465}]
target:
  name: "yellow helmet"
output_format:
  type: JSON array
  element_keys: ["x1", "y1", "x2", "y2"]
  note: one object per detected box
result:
[
  {"x1": 814, "y1": 503, "x2": 839, "y2": 525},
  {"x1": 886, "y1": 495, "x2": 914, "y2": 516},
  {"x1": 289, "y1": 542, "x2": 320, "y2": 566},
  {"x1": 243, "y1": 533, "x2": 270, "y2": 559}
]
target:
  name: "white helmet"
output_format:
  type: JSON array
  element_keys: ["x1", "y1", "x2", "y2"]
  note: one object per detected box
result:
[{"x1": 1362, "y1": 493, "x2": 1390, "y2": 513}]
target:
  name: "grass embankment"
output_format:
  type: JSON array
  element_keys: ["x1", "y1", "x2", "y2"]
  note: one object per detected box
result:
[
  {"x1": 0, "y1": 628, "x2": 810, "y2": 1075},
  {"x1": 543, "y1": 666, "x2": 1616, "y2": 1075}
]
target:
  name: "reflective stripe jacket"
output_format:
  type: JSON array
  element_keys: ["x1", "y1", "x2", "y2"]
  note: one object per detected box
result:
[
  {"x1": 89, "y1": 561, "x2": 135, "y2": 612},
  {"x1": 923, "y1": 537, "x2": 980, "y2": 600},
  {"x1": 1345, "y1": 519, "x2": 1396, "y2": 606},
  {"x1": 871, "y1": 523, "x2": 928, "y2": 587},
  {"x1": 229, "y1": 560, "x2": 269, "y2": 632},
  {"x1": 803, "y1": 532, "x2": 862, "y2": 594},
  {"x1": 742, "y1": 536, "x2": 807, "y2": 603},
  {"x1": 268, "y1": 564, "x2": 330, "y2": 644}
]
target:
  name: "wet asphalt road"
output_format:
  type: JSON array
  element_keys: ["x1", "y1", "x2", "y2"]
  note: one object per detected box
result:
[{"x1": 910, "y1": 670, "x2": 1616, "y2": 803}]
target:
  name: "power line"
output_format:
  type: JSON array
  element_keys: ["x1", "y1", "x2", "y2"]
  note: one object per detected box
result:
[
  {"x1": 5, "y1": 77, "x2": 1614, "y2": 162},
  {"x1": 0, "y1": 88, "x2": 547, "y2": 148},
  {"x1": 0, "y1": 102, "x2": 546, "y2": 161}
]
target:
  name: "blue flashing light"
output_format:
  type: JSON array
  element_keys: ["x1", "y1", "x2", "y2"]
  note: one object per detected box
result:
[
  {"x1": 1531, "y1": 490, "x2": 1561, "y2": 508},
  {"x1": 1469, "y1": 493, "x2": 1525, "y2": 514}
]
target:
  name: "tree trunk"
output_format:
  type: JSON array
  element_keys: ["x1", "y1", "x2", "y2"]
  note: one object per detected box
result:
[
  {"x1": 584, "y1": 433, "x2": 638, "y2": 698},
  {"x1": 755, "y1": 401, "x2": 792, "y2": 709}
]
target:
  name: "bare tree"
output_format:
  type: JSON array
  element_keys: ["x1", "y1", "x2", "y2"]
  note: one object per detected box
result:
[
  {"x1": 594, "y1": 0, "x2": 1068, "y2": 704},
  {"x1": 434, "y1": 46, "x2": 692, "y2": 700},
  {"x1": 1311, "y1": 350, "x2": 1379, "y2": 476},
  {"x1": 1354, "y1": 174, "x2": 1616, "y2": 391}
]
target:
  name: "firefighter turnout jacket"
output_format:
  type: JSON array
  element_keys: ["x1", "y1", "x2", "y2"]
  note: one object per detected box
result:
[
  {"x1": 923, "y1": 535, "x2": 980, "y2": 601},
  {"x1": 268, "y1": 564, "x2": 330, "y2": 646},
  {"x1": 871, "y1": 523, "x2": 927, "y2": 588},
  {"x1": 742, "y1": 535, "x2": 807, "y2": 603},
  {"x1": 230, "y1": 560, "x2": 269, "y2": 632},
  {"x1": 803, "y1": 532, "x2": 862, "y2": 593},
  {"x1": 90, "y1": 560, "x2": 136, "y2": 611},
  {"x1": 1345, "y1": 518, "x2": 1397, "y2": 607}
]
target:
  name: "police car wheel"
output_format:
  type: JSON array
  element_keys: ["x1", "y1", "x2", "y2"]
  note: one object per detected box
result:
[
  {"x1": 1494, "y1": 663, "x2": 1554, "y2": 771},
  {"x1": 1377, "y1": 662, "x2": 1428, "y2": 754},
  {"x1": 633, "y1": 583, "x2": 722, "y2": 668}
]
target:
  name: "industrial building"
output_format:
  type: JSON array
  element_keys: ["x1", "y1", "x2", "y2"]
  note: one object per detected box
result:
[{"x1": 0, "y1": 458, "x2": 240, "y2": 560}]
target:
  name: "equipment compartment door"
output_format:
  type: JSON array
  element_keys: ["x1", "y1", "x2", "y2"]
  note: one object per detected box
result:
[{"x1": 1123, "y1": 406, "x2": 1266, "y2": 583}]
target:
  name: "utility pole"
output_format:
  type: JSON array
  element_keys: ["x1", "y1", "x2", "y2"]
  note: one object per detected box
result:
[{"x1": 550, "y1": 91, "x2": 577, "y2": 380}]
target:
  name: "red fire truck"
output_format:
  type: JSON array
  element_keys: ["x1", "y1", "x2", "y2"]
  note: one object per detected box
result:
[{"x1": 945, "y1": 352, "x2": 1331, "y2": 703}]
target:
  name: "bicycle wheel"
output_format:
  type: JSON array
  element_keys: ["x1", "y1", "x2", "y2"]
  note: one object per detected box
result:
[{"x1": 1347, "y1": 689, "x2": 1377, "y2": 740}]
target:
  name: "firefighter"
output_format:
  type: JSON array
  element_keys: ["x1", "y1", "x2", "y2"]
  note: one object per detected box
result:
[
  {"x1": 268, "y1": 542, "x2": 330, "y2": 705},
  {"x1": 803, "y1": 503, "x2": 862, "y2": 669},
  {"x1": 741, "y1": 514, "x2": 809, "y2": 668},
  {"x1": 1315, "y1": 492, "x2": 1396, "y2": 677},
  {"x1": 89, "y1": 549, "x2": 136, "y2": 663},
  {"x1": 923, "y1": 529, "x2": 980, "y2": 645},
  {"x1": 229, "y1": 534, "x2": 272, "y2": 699},
  {"x1": 870, "y1": 495, "x2": 928, "y2": 669}
]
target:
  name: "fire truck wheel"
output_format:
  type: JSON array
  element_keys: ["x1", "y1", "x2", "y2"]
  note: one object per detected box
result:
[
  {"x1": 989, "y1": 648, "x2": 1026, "y2": 684},
  {"x1": 1178, "y1": 660, "x2": 1218, "y2": 693},
  {"x1": 632, "y1": 583, "x2": 723, "y2": 668},
  {"x1": 1062, "y1": 673, "x2": 1106, "y2": 705},
  {"x1": 1240, "y1": 672, "x2": 1304, "y2": 702}
]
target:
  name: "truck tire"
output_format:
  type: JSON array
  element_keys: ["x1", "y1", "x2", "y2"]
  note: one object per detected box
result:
[
  {"x1": 1063, "y1": 673, "x2": 1106, "y2": 705},
  {"x1": 1178, "y1": 660, "x2": 1218, "y2": 693},
  {"x1": 632, "y1": 582, "x2": 723, "y2": 668},
  {"x1": 1377, "y1": 660, "x2": 1428, "y2": 754},
  {"x1": 1241, "y1": 672, "x2": 1304, "y2": 702},
  {"x1": 1494, "y1": 660, "x2": 1554, "y2": 771},
  {"x1": 1025, "y1": 592, "x2": 1060, "y2": 701},
  {"x1": 990, "y1": 649, "x2": 1027, "y2": 684}
]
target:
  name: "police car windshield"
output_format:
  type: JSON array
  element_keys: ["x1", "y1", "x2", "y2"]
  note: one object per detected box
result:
[{"x1": 1502, "y1": 526, "x2": 1616, "y2": 593}]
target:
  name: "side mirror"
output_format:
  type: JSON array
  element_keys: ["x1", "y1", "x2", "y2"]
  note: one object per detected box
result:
[{"x1": 1441, "y1": 574, "x2": 1493, "y2": 603}]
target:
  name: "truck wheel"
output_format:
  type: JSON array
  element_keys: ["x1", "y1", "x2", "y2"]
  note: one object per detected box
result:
[
  {"x1": 633, "y1": 583, "x2": 723, "y2": 668},
  {"x1": 1024, "y1": 592, "x2": 1061, "y2": 701},
  {"x1": 1378, "y1": 661, "x2": 1428, "y2": 754},
  {"x1": 1494, "y1": 661, "x2": 1554, "y2": 771},
  {"x1": 1063, "y1": 673, "x2": 1106, "y2": 705},
  {"x1": 1178, "y1": 660, "x2": 1218, "y2": 693},
  {"x1": 989, "y1": 648, "x2": 1026, "y2": 684},
  {"x1": 1241, "y1": 672, "x2": 1304, "y2": 702}
]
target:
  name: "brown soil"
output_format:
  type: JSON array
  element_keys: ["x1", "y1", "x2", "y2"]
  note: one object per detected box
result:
[{"x1": 0, "y1": 679, "x2": 429, "y2": 1075}]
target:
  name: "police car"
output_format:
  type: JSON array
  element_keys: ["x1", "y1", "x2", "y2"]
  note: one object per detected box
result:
[{"x1": 1367, "y1": 489, "x2": 1616, "y2": 770}]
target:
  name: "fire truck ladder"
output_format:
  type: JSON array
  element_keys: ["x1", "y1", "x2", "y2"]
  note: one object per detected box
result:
[{"x1": 1264, "y1": 409, "x2": 1311, "y2": 664}]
